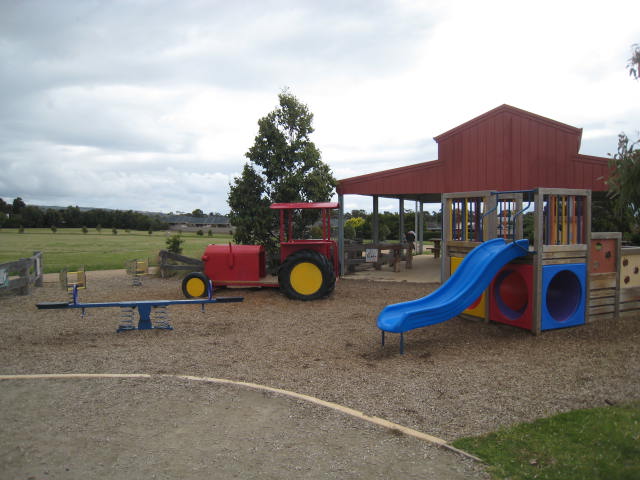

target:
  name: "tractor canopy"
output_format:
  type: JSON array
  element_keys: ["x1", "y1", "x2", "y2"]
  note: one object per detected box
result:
[
  {"x1": 269, "y1": 202, "x2": 339, "y2": 211},
  {"x1": 269, "y1": 202, "x2": 339, "y2": 273}
]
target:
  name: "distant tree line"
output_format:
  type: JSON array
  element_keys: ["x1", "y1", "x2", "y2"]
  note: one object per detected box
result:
[{"x1": 0, "y1": 197, "x2": 169, "y2": 231}]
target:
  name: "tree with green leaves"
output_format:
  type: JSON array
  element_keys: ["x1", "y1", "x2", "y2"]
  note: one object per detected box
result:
[
  {"x1": 607, "y1": 134, "x2": 640, "y2": 232},
  {"x1": 228, "y1": 90, "x2": 336, "y2": 256},
  {"x1": 12, "y1": 197, "x2": 26, "y2": 214},
  {"x1": 605, "y1": 44, "x2": 640, "y2": 242}
]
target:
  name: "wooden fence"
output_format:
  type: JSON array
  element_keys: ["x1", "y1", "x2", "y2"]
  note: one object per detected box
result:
[
  {"x1": 0, "y1": 251, "x2": 43, "y2": 296},
  {"x1": 158, "y1": 250, "x2": 203, "y2": 278}
]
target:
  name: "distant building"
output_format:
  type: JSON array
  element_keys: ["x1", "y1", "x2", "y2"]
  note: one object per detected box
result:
[{"x1": 164, "y1": 214, "x2": 233, "y2": 233}]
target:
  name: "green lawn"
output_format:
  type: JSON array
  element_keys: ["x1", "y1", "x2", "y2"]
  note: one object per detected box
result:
[
  {"x1": 0, "y1": 228, "x2": 233, "y2": 273},
  {"x1": 452, "y1": 402, "x2": 640, "y2": 480}
]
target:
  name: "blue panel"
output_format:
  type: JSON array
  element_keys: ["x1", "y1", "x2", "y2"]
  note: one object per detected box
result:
[{"x1": 541, "y1": 263, "x2": 586, "y2": 331}]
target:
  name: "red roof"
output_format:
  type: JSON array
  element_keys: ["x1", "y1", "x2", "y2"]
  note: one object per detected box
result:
[{"x1": 337, "y1": 105, "x2": 611, "y2": 199}]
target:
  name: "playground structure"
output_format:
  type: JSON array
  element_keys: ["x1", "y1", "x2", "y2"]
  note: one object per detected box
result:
[
  {"x1": 181, "y1": 202, "x2": 339, "y2": 301},
  {"x1": 125, "y1": 258, "x2": 149, "y2": 286},
  {"x1": 59, "y1": 266, "x2": 87, "y2": 300},
  {"x1": 36, "y1": 279, "x2": 244, "y2": 332},
  {"x1": 378, "y1": 187, "x2": 640, "y2": 351}
]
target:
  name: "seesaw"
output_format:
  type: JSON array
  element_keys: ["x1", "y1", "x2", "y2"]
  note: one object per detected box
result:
[{"x1": 36, "y1": 282, "x2": 243, "y2": 332}]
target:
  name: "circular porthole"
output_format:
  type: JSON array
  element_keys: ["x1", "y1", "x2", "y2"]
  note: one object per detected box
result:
[
  {"x1": 494, "y1": 269, "x2": 529, "y2": 321},
  {"x1": 546, "y1": 270, "x2": 582, "y2": 322}
]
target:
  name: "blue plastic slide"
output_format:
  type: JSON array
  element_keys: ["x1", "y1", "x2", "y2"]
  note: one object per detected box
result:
[{"x1": 377, "y1": 238, "x2": 530, "y2": 334}]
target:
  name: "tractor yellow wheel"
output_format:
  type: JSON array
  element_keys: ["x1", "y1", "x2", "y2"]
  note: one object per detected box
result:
[
  {"x1": 181, "y1": 272, "x2": 209, "y2": 298},
  {"x1": 278, "y1": 250, "x2": 335, "y2": 301},
  {"x1": 289, "y1": 262, "x2": 323, "y2": 296}
]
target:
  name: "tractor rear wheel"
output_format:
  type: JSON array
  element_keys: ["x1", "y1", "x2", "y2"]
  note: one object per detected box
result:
[
  {"x1": 278, "y1": 250, "x2": 335, "y2": 301},
  {"x1": 182, "y1": 272, "x2": 209, "y2": 298}
]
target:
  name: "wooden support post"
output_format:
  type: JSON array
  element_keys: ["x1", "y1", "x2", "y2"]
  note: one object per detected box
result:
[
  {"x1": 372, "y1": 195, "x2": 379, "y2": 245},
  {"x1": 418, "y1": 201, "x2": 424, "y2": 254},
  {"x1": 584, "y1": 190, "x2": 592, "y2": 323},
  {"x1": 338, "y1": 193, "x2": 345, "y2": 277},
  {"x1": 532, "y1": 190, "x2": 544, "y2": 335},
  {"x1": 440, "y1": 195, "x2": 449, "y2": 283},
  {"x1": 399, "y1": 197, "x2": 405, "y2": 244}
]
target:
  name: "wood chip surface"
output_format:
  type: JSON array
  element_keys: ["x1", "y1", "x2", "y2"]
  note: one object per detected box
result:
[{"x1": 2, "y1": 271, "x2": 639, "y2": 440}]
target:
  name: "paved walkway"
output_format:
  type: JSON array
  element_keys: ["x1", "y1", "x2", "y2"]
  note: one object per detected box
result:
[{"x1": 1, "y1": 375, "x2": 486, "y2": 479}]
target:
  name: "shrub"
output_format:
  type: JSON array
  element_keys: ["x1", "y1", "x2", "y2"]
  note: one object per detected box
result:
[
  {"x1": 50, "y1": 226, "x2": 57, "y2": 233},
  {"x1": 166, "y1": 234, "x2": 184, "y2": 254},
  {"x1": 197, "y1": 229, "x2": 204, "y2": 236},
  {"x1": 112, "y1": 227, "x2": 118, "y2": 235},
  {"x1": 309, "y1": 225, "x2": 323, "y2": 238},
  {"x1": 379, "y1": 224, "x2": 390, "y2": 241},
  {"x1": 344, "y1": 223, "x2": 356, "y2": 240},
  {"x1": 81, "y1": 226, "x2": 88, "y2": 234}
]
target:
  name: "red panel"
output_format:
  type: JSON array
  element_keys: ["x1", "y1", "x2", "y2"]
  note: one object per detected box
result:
[
  {"x1": 202, "y1": 244, "x2": 265, "y2": 282},
  {"x1": 489, "y1": 263, "x2": 534, "y2": 330},
  {"x1": 590, "y1": 239, "x2": 617, "y2": 274}
]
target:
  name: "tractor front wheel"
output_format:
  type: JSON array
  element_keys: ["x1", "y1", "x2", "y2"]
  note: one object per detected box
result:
[
  {"x1": 182, "y1": 272, "x2": 209, "y2": 298},
  {"x1": 278, "y1": 250, "x2": 335, "y2": 301}
]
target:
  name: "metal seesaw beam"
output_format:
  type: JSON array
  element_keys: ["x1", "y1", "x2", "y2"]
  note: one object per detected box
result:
[{"x1": 36, "y1": 283, "x2": 244, "y2": 332}]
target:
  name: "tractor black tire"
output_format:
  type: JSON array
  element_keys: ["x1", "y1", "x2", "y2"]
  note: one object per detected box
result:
[
  {"x1": 278, "y1": 250, "x2": 335, "y2": 301},
  {"x1": 181, "y1": 272, "x2": 210, "y2": 298}
]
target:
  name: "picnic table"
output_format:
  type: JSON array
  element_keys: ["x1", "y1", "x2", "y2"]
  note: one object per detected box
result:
[{"x1": 426, "y1": 239, "x2": 441, "y2": 258}]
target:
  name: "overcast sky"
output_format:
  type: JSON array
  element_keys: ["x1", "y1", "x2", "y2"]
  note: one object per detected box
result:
[{"x1": 1, "y1": 0, "x2": 639, "y2": 215}]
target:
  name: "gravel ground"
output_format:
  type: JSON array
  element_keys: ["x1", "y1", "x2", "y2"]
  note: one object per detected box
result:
[{"x1": 1, "y1": 270, "x2": 639, "y2": 477}]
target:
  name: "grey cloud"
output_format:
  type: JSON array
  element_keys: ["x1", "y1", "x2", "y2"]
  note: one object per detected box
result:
[{"x1": 1, "y1": 0, "x2": 436, "y2": 89}]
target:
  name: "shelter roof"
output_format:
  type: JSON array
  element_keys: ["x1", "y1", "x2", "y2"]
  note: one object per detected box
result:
[
  {"x1": 433, "y1": 104, "x2": 583, "y2": 144},
  {"x1": 337, "y1": 104, "x2": 610, "y2": 200}
]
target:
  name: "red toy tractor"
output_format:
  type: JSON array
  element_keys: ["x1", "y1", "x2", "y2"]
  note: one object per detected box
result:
[{"x1": 181, "y1": 202, "x2": 339, "y2": 301}]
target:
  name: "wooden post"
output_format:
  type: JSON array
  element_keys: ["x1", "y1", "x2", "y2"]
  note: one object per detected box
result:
[
  {"x1": 372, "y1": 195, "x2": 379, "y2": 244},
  {"x1": 484, "y1": 192, "x2": 497, "y2": 241},
  {"x1": 338, "y1": 193, "x2": 345, "y2": 276},
  {"x1": 440, "y1": 194, "x2": 450, "y2": 283},
  {"x1": 418, "y1": 201, "x2": 424, "y2": 254},
  {"x1": 399, "y1": 197, "x2": 405, "y2": 244},
  {"x1": 34, "y1": 252, "x2": 43, "y2": 287},
  {"x1": 532, "y1": 189, "x2": 544, "y2": 335}
]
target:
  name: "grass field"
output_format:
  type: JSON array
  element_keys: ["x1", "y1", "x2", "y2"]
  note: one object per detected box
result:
[
  {"x1": 0, "y1": 228, "x2": 233, "y2": 273},
  {"x1": 452, "y1": 402, "x2": 640, "y2": 480}
]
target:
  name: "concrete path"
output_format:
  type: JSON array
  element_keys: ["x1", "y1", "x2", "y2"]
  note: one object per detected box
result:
[{"x1": 0, "y1": 375, "x2": 487, "y2": 479}]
